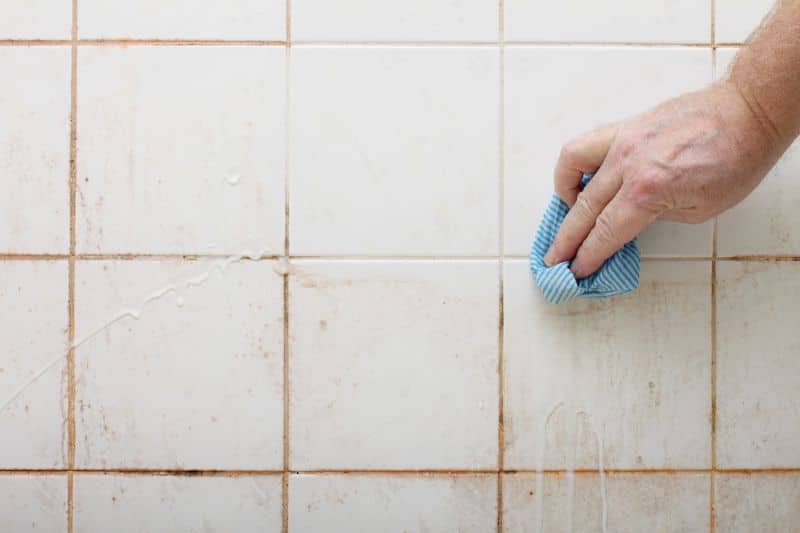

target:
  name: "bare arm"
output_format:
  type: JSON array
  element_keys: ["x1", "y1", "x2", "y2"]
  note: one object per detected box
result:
[{"x1": 544, "y1": 0, "x2": 800, "y2": 278}]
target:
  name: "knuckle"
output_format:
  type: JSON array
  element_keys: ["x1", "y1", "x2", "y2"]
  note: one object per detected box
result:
[
  {"x1": 592, "y1": 212, "x2": 620, "y2": 246},
  {"x1": 559, "y1": 137, "x2": 585, "y2": 162},
  {"x1": 573, "y1": 191, "x2": 599, "y2": 221},
  {"x1": 624, "y1": 168, "x2": 672, "y2": 212}
]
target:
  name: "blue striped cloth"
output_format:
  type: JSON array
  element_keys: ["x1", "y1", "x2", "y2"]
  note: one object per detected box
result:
[{"x1": 530, "y1": 174, "x2": 640, "y2": 304}]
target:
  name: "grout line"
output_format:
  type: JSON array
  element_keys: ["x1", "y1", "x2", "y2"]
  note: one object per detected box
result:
[
  {"x1": 0, "y1": 39, "x2": 755, "y2": 48},
  {"x1": 496, "y1": 1, "x2": 505, "y2": 531},
  {"x1": 66, "y1": 1, "x2": 78, "y2": 531},
  {"x1": 710, "y1": 3, "x2": 718, "y2": 532},
  {"x1": 3, "y1": 253, "x2": 800, "y2": 262},
  {"x1": 281, "y1": 3, "x2": 292, "y2": 531},
  {"x1": 5, "y1": 467, "x2": 800, "y2": 476}
]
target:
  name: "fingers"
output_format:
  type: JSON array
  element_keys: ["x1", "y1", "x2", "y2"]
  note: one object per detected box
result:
[
  {"x1": 544, "y1": 163, "x2": 622, "y2": 267},
  {"x1": 569, "y1": 192, "x2": 661, "y2": 279},
  {"x1": 554, "y1": 123, "x2": 619, "y2": 206}
]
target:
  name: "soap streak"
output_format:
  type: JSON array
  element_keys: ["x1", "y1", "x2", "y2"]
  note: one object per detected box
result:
[
  {"x1": 0, "y1": 249, "x2": 279, "y2": 415},
  {"x1": 577, "y1": 409, "x2": 608, "y2": 533},
  {"x1": 536, "y1": 400, "x2": 564, "y2": 533}
]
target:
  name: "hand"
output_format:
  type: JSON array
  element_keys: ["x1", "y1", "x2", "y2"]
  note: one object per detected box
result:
[{"x1": 544, "y1": 80, "x2": 786, "y2": 279}]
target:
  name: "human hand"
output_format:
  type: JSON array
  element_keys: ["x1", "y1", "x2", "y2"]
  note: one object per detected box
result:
[{"x1": 544, "y1": 80, "x2": 786, "y2": 278}]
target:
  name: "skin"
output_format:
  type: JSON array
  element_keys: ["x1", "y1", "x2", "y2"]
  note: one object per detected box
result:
[{"x1": 544, "y1": 0, "x2": 800, "y2": 279}]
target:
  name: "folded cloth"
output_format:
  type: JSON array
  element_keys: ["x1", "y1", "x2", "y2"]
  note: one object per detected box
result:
[{"x1": 529, "y1": 174, "x2": 640, "y2": 304}]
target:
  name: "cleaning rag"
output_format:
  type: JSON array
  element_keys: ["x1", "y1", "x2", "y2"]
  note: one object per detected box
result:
[{"x1": 530, "y1": 174, "x2": 640, "y2": 304}]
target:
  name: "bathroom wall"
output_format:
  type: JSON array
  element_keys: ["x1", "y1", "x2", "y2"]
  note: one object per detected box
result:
[{"x1": 1, "y1": 1, "x2": 797, "y2": 531}]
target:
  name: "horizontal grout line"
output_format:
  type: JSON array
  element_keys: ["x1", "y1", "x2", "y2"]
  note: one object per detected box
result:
[
  {"x1": 0, "y1": 40, "x2": 746, "y2": 49},
  {"x1": 3, "y1": 254, "x2": 800, "y2": 263},
  {"x1": 2, "y1": 467, "x2": 800, "y2": 477}
]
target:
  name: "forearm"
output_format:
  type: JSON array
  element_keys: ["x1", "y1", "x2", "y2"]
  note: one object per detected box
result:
[{"x1": 728, "y1": 0, "x2": 800, "y2": 151}]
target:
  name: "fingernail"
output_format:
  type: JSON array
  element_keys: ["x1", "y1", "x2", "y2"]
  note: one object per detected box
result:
[
  {"x1": 544, "y1": 248, "x2": 557, "y2": 267},
  {"x1": 570, "y1": 263, "x2": 585, "y2": 279}
]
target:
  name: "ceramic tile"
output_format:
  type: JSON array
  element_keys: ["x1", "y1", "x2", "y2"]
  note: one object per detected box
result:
[
  {"x1": 716, "y1": 48, "x2": 800, "y2": 257},
  {"x1": 0, "y1": 261, "x2": 67, "y2": 468},
  {"x1": 79, "y1": 0, "x2": 285, "y2": 40},
  {"x1": 74, "y1": 260, "x2": 284, "y2": 469},
  {"x1": 504, "y1": 47, "x2": 713, "y2": 257},
  {"x1": 289, "y1": 261, "x2": 498, "y2": 469},
  {"x1": 716, "y1": 0, "x2": 775, "y2": 43},
  {"x1": 290, "y1": 47, "x2": 499, "y2": 256},
  {"x1": 290, "y1": 474, "x2": 496, "y2": 532},
  {"x1": 503, "y1": 260, "x2": 711, "y2": 469},
  {"x1": 503, "y1": 473, "x2": 709, "y2": 532},
  {"x1": 0, "y1": 47, "x2": 70, "y2": 254},
  {"x1": 0, "y1": 476, "x2": 68, "y2": 531},
  {"x1": 0, "y1": 1, "x2": 71, "y2": 39},
  {"x1": 77, "y1": 46, "x2": 285, "y2": 255},
  {"x1": 504, "y1": 0, "x2": 709, "y2": 43},
  {"x1": 292, "y1": 0, "x2": 498, "y2": 42},
  {"x1": 715, "y1": 474, "x2": 800, "y2": 532},
  {"x1": 74, "y1": 475, "x2": 282, "y2": 532},
  {"x1": 716, "y1": 262, "x2": 800, "y2": 468}
]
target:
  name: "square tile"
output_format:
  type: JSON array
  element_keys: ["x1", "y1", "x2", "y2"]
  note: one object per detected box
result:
[
  {"x1": 75, "y1": 260, "x2": 284, "y2": 469},
  {"x1": 716, "y1": 0, "x2": 775, "y2": 43},
  {"x1": 290, "y1": 474, "x2": 496, "y2": 531},
  {"x1": 715, "y1": 474, "x2": 800, "y2": 532},
  {"x1": 505, "y1": 47, "x2": 713, "y2": 257},
  {"x1": 716, "y1": 262, "x2": 800, "y2": 468},
  {"x1": 77, "y1": 46, "x2": 285, "y2": 255},
  {"x1": 74, "y1": 474, "x2": 282, "y2": 532},
  {"x1": 716, "y1": 48, "x2": 800, "y2": 257},
  {"x1": 0, "y1": 47, "x2": 70, "y2": 254},
  {"x1": 0, "y1": 1, "x2": 71, "y2": 39},
  {"x1": 292, "y1": 0, "x2": 498, "y2": 41},
  {"x1": 289, "y1": 260, "x2": 499, "y2": 469},
  {"x1": 290, "y1": 47, "x2": 499, "y2": 256},
  {"x1": 503, "y1": 260, "x2": 711, "y2": 469},
  {"x1": 0, "y1": 476, "x2": 68, "y2": 531},
  {"x1": 503, "y1": 473, "x2": 709, "y2": 532},
  {"x1": 79, "y1": 0, "x2": 285, "y2": 40},
  {"x1": 0, "y1": 261, "x2": 68, "y2": 468},
  {"x1": 504, "y1": 0, "x2": 710, "y2": 43}
]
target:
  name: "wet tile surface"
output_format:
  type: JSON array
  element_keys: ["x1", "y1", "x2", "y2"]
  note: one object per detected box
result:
[
  {"x1": 74, "y1": 260, "x2": 284, "y2": 469},
  {"x1": 503, "y1": 260, "x2": 711, "y2": 469}
]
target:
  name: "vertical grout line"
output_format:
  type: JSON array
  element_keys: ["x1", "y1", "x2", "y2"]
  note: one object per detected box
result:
[
  {"x1": 282, "y1": 2, "x2": 292, "y2": 532},
  {"x1": 67, "y1": 1, "x2": 78, "y2": 532},
  {"x1": 496, "y1": 1, "x2": 505, "y2": 532},
  {"x1": 709, "y1": 2, "x2": 718, "y2": 532}
]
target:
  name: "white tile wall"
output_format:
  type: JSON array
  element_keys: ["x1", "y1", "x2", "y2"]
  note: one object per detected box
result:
[
  {"x1": 79, "y1": 0, "x2": 286, "y2": 40},
  {"x1": 716, "y1": 48, "x2": 800, "y2": 257},
  {"x1": 290, "y1": 475, "x2": 497, "y2": 531},
  {"x1": 0, "y1": 47, "x2": 70, "y2": 254},
  {"x1": 715, "y1": 0, "x2": 775, "y2": 43},
  {"x1": 0, "y1": 262, "x2": 68, "y2": 468},
  {"x1": 0, "y1": 1, "x2": 72, "y2": 39},
  {"x1": 503, "y1": 473, "x2": 710, "y2": 532},
  {"x1": 505, "y1": 0, "x2": 710, "y2": 43},
  {"x1": 503, "y1": 260, "x2": 711, "y2": 469},
  {"x1": 715, "y1": 474, "x2": 800, "y2": 532},
  {"x1": 74, "y1": 260, "x2": 284, "y2": 469},
  {"x1": 0, "y1": 476, "x2": 68, "y2": 531},
  {"x1": 290, "y1": 47, "x2": 499, "y2": 257},
  {"x1": 74, "y1": 475, "x2": 283, "y2": 532},
  {"x1": 716, "y1": 261, "x2": 800, "y2": 468},
  {"x1": 2, "y1": 0, "x2": 799, "y2": 530},
  {"x1": 504, "y1": 47, "x2": 713, "y2": 257},
  {"x1": 289, "y1": 261, "x2": 498, "y2": 469},
  {"x1": 292, "y1": 0, "x2": 498, "y2": 42},
  {"x1": 77, "y1": 46, "x2": 286, "y2": 255}
]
